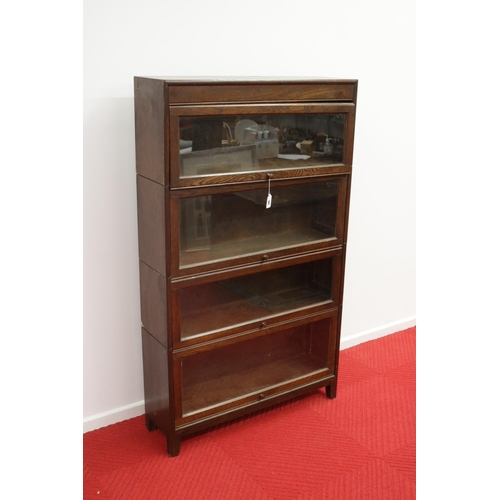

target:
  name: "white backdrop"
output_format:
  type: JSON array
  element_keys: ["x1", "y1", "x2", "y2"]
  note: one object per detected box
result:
[{"x1": 83, "y1": 0, "x2": 415, "y2": 430}]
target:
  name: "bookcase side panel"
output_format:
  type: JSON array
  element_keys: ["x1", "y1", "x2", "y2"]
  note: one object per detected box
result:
[
  {"x1": 136, "y1": 175, "x2": 166, "y2": 277},
  {"x1": 134, "y1": 77, "x2": 166, "y2": 185}
]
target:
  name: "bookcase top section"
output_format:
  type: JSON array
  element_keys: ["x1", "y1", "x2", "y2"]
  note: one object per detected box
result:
[{"x1": 134, "y1": 77, "x2": 358, "y2": 106}]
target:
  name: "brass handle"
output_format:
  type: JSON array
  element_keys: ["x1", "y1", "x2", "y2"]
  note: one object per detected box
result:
[
  {"x1": 259, "y1": 393, "x2": 265, "y2": 400},
  {"x1": 261, "y1": 321, "x2": 267, "y2": 328},
  {"x1": 262, "y1": 254, "x2": 269, "y2": 261}
]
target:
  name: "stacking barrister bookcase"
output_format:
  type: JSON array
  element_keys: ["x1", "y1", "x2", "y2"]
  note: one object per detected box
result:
[{"x1": 134, "y1": 77, "x2": 357, "y2": 456}]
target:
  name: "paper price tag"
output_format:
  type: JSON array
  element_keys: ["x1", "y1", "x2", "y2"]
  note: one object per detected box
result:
[
  {"x1": 266, "y1": 175, "x2": 273, "y2": 209},
  {"x1": 266, "y1": 193, "x2": 272, "y2": 209}
]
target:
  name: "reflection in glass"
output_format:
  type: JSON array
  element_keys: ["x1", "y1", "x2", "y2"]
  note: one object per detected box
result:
[
  {"x1": 181, "y1": 317, "x2": 331, "y2": 416},
  {"x1": 179, "y1": 114, "x2": 346, "y2": 177},
  {"x1": 179, "y1": 181, "x2": 339, "y2": 267},
  {"x1": 179, "y1": 259, "x2": 333, "y2": 339}
]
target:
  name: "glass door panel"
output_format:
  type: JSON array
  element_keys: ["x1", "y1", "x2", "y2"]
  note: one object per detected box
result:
[
  {"x1": 180, "y1": 317, "x2": 332, "y2": 418},
  {"x1": 177, "y1": 113, "x2": 347, "y2": 178},
  {"x1": 179, "y1": 258, "x2": 333, "y2": 340},
  {"x1": 179, "y1": 180, "x2": 340, "y2": 269}
]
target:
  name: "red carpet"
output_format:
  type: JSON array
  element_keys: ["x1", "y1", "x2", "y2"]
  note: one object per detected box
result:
[{"x1": 84, "y1": 327, "x2": 416, "y2": 499}]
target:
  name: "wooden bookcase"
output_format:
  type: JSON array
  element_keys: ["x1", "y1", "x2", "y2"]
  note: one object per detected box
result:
[{"x1": 134, "y1": 77, "x2": 357, "y2": 456}]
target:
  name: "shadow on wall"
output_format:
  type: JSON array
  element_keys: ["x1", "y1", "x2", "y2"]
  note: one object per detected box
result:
[{"x1": 83, "y1": 95, "x2": 144, "y2": 423}]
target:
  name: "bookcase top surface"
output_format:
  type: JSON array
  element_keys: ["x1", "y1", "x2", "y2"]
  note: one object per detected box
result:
[{"x1": 135, "y1": 76, "x2": 358, "y2": 85}]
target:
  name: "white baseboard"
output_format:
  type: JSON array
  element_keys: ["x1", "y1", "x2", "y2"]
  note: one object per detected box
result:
[
  {"x1": 83, "y1": 317, "x2": 416, "y2": 433},
  {"x1": 340, "y1": 316, "x2": 416, "y2": 350},
  {"x1": 83, "y1": 400, "x2": 145, "y2": 433}
]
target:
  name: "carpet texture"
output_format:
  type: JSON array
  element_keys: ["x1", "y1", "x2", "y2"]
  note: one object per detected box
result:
[{"x1": 84, "y1": 327, "x2": 416, "y2": 499}]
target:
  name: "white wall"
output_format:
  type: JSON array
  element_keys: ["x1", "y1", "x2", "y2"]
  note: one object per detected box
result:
[{"x1": 83, "y1": 0, "x2": 415, "y2": 431}]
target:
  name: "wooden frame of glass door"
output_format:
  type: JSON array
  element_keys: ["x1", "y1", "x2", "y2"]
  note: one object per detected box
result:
[
  {"x1": 169, "y1": 175, "x2": 349, "y2": 279},
  {"x1": 169, "y1": 103, "x2": 356, "y2": 188}
]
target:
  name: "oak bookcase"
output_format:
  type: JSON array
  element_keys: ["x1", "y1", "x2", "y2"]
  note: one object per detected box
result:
[{"x1": 134, "y1": 77, "x2": 357, "y2": 456}]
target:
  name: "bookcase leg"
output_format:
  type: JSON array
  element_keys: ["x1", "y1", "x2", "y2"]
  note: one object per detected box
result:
[
  {"x1": 145, "y1": 415, "x2": 158, "y2": 431},
  {"x1": 326, "y1": 380, "x2": 337, "y2": 400},
  {"x1": 167, "y1": 435, "x2": 181, "y2": 457}
]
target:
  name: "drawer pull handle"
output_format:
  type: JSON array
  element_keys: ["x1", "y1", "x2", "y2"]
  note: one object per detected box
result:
[
  {"x1": 261, "y1": 321, "x2": 267, "y2": 328},
  {"x1": 259, "y1": 393, "x2": 265, "y2": 400},
  {"x1": 262, "y1": 254, "x2": 269, "y2": 261}
]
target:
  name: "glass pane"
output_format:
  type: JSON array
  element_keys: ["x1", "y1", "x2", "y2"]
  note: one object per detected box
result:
[
  {"x1": 179, "y1": 181, "x2": 339, "y2": 267},
  {"x1": 179, "y1": 259, "x2": 333, "y2": 340},
  {"x1": 178, "y1": 114, "x2": 346, "y2": 177},
  {"x1": 181, "y1": 318, "x2": 331, "y2": 417}
]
